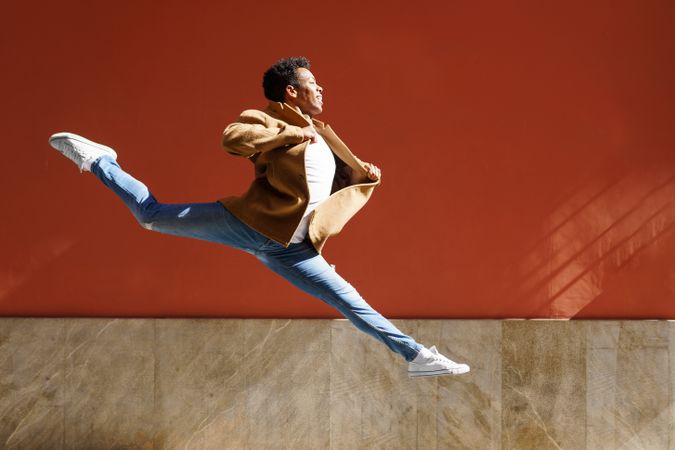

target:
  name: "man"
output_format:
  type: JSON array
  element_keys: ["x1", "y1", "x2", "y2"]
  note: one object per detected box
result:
[{"x1": 48, "y1": 57, "x2": 469, "y2": 378}]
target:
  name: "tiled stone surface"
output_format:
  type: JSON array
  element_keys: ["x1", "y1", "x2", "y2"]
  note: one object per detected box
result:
[
  {"x1": 0, "y1": 319, "x2": 64, "y2": 449},
  {"x1": 442, "y1": 321, "x2": 502, "y2": 450},
  {"x1": 584, "y1": 321, "x2": 673, "y2": 450},
  {"x1": 64, "y1": 319, "x2": 155, "y2": 448},
  {"x1": 412, "y1": 320, "x2": 502, "y2": 450},
  {"x1": 502, "y1": 320, "x2": 587, "y2": 450},
  {"x1": 614, "y1": 321, "x2": 670, "y2": 450},
  {"x1": 153, "y1": 319, "x2": 246, "y2": 449},
  {"x1": 330, "y1": 319, "x2": 420, "y2": 449},
  {"x1": 585, "y1": 321, "x2": 621, "y2": 449},
  {"x1": 242, "y1": 319, "x2": 330, "y2": 449},
  {"x1": 1, "y1": 319, "x2": 675, "y2": 449}
]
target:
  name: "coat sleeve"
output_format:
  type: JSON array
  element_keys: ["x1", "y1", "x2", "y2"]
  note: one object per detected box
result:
[{"x1": 222, "y1": 109, "x2": 306, "y2": 157}]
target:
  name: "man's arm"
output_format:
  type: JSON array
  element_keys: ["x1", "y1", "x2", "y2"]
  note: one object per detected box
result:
[{"x1": 222, "y1": 110, "x2": 313, "y2": 157}]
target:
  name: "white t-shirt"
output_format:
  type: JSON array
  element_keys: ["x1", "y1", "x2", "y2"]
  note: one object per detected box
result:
[{"x1": 290, "y1": 134, "x2": 337, "y2": 243}]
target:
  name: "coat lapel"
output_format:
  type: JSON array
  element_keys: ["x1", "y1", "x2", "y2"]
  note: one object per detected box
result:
[
  {"x1": 314, "y1": 122, "x2": 367, "y2": 177},
  {"x1": 265, "y1": 102, "x2": 312, "y2": 127},
  {"x1": 266, "y1": 102, "x2": 368, "y2": 177}
]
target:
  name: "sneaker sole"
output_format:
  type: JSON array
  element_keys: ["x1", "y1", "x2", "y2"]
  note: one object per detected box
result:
[
  {"x1": 408, "y1": 368, "x2": 470, "y2": 378},
  {"x1": 49, "y1": 132, "x2": 118, "y2": 160}
]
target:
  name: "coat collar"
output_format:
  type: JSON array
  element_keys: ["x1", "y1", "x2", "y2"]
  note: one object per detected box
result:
[
  {"x1": 264, "y1": 102, "x2": 368, "y2": 178},
  {"x1": 265, "y1": 102, "x2": 312, "y2": 127},
  {"x1": 265, "y1": 102, "x2": 329, "y2": 129}
]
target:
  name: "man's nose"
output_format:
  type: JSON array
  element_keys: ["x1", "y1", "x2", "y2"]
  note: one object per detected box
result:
[{"x1": 317, "y1": 85, "x2": 323, "y2": 93}]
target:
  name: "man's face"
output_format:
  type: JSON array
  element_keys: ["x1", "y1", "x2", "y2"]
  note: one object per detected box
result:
[{"x1": 286, "y1": 67, "x2": 323, "y2": 117}]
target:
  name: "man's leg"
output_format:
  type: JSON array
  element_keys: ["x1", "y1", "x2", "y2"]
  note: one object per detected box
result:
[
  {"x1": 91, "y1": 156, "x2": 262, "y2": 248},
  {"x1": 254, "y1": 239, "x2": 424, "y2": 362},
  {"x1": 257, "y1": 240, "x2": 471, "y2": 376},
  {"x1": 49, "y1": 132, "x2": 265, "y2": 250}
]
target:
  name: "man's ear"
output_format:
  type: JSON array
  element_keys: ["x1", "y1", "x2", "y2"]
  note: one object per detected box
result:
[{"x1": 285, "y1": 84, "x2": 298, "y2": 100}]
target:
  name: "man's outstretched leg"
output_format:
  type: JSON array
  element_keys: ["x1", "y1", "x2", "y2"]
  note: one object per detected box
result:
[
  {"x1": 48, "y1": 132, "x2": 265, "y2": 250},
  {"x1": 256, "y1": 240, "x2": 470, "y2": 377}
]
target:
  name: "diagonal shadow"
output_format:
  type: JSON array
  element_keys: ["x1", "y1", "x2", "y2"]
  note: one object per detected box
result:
[
  {"x1": 513, "y1": 174, "x2": 675, "y2": 302},
  {"x1": 535, "y1": 199, "x2": 675, "y2": 317},
  {"x1": 513, "y1": 175, "x2": 624, "y2": 282}
]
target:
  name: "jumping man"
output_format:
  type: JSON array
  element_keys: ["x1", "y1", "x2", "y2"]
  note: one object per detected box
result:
[{"x1": 48, "y1": 57, "x2": 469, "y2": 378}]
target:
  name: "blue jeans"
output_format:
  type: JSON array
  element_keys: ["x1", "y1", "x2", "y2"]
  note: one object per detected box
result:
[{"x1": 92, "y1": 156, "x2": 423, "y2": 362}]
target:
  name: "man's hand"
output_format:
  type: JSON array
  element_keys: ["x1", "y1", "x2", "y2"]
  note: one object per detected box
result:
[
  {"x1": 301, "y1": 125, "x2": 318, "y2": 143},
  {"x1": 350, "y1": 162, "x2": 381, "y2": 184},
  {"x1": 364, "y1": 163, "x2": 381, "y2": 181}
]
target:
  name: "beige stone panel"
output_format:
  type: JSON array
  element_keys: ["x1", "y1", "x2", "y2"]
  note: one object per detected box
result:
[
  {"x1": 585, "y1": 321, "x2": 620, "y2": 450},
  {"x1": 154, "y1": 319, "x2": 246, "y2": 449},
  {"x1": 360, "y1": 319, "x2": 420, "y2": 450},
  {"x1": 408, "y1": 320, "x2": 442, "y2": 449},
  {"x1": 502, "y1": 320, "x2": 586, "y2": 450},
  {"x1": 586, "y1": 320, "x2": 621, "y2": 349},
  {"x1": 328, "y1": 319, "x2": 501, "y2": 450},
  {"x1": 2, "y1": 406, "x2": 64, "y2": 450},
  {"x1": 329, "y1": 319, "x2": 421, "y2": 450},
  {"x1": 7, "y1": 317, "x2": 675, "y2": 450},
  {"x1": 196, "y1": 320, "x2": 248, "y2": 450},
  {"x1": 0, "y1": 319, "x2": 64, "y2": 449},
  {"x1": 614, "y1": 321, "x2": 669, "y2": 450},
  {"x1": 242, "y1": 319, "x2": 330, "y2": 449},
  {"x1": 154, "y1": 319, "x2": 206, "y2": 449},
  {"x1": 64, "y1": 319, "x2": 154, "y2": 449},
  {"x1": 435, "y1": 320, "x2": 502, "y2": 450},
  {"x1": 329, "y1": 319, "x2": 368, "y2": 449}
]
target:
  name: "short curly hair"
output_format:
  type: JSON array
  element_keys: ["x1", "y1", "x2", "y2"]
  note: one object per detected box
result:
[{"x1": 262, "y1": 57, "x2": 311, "y2": 102}]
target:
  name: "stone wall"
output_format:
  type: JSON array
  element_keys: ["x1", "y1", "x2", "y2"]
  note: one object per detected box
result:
[{"x1": 1, "y1": 319, "x2": 674, "y2": 449}]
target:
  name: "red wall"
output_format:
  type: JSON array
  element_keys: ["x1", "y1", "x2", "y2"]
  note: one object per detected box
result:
[{"x1": 2, "y1": 0, "x2": 675, "y2": 318}]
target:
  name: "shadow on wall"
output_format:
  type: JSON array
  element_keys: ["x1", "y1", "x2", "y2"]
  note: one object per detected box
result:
[{"x1": 501, "y1": 162, "x2": 675, "y2": 318}]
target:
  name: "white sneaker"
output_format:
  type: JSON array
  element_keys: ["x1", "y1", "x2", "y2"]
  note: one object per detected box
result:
[
  {"x1": 48, "y1": 132, "x2": 117, "y2": 172},
  {"x1": 408, "y1": 345, "x2": 470, "y2": 378}
]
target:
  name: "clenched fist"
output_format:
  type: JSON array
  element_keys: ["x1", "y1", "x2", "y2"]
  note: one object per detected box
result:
[{"x1": 301, "y1": 125, "x2": 318, "y2": 143}]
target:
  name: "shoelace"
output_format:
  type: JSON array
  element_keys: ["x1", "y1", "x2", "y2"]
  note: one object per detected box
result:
[{"x1": 429, "y1": 351, "x2": 459, "y2": 366}]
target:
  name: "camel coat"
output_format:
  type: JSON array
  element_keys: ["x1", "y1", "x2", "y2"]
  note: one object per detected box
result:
[{"x1": 219, "y1": 102, "x2": 380, "y2": 253}]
